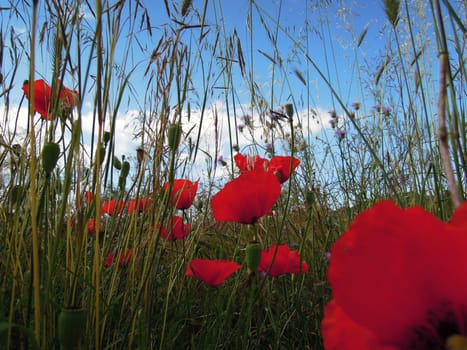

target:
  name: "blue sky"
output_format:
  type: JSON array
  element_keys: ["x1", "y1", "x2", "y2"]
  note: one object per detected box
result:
[{"x1": 3, "y1": 0, "x2": 391, "y2": 106}]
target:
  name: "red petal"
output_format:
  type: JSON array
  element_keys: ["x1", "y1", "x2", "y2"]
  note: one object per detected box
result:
[
  {"x1": 22, "y1": 79, "x2": 52, "y2": 120},
  {"x1": 450, "y1": 201, "x2": 467, "y2": 231},
  {"x1": 127, "y1": 197, "x2": 151, "y2": 214},
  {"x1": 258, "y1": 244, "x2": 308, "y2": 277},
  {"x1": 322, "y1": 300, "x2": 398, "y2": 350},
  {"x1": 186, "y1": 259, "x2": 241, "y2": 287},
  {"x1": 211, "y1": 168, "x2": 281, "y2": 224},
  {"x1": 233, "y1": 153, "x2": 268, "y2": 173},
  {"x1": 101, "y1": 199, "x2": 126, "y2": 215},
  {"x1": 159, "y1": 216, "x2": 190, "y2": 241},
  {"x1": 164, "y1": 179, "x2": 198, "y2": 210},
  {"x1": 267, "y1": 156, "x2": 300, "y2": 183}
]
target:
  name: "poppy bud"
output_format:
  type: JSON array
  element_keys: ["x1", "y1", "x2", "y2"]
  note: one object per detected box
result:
[
  {"x1": 103, "y1": 131, "x2": 111, "y2": 144},
  {"x1": 245, "y1": 241, "x2": 262, "y2": 273},
  {"x1": 113, "y1": 156, "x2": 122, "y2": 170},
  {"x1": 167, "y1": 123, "x2": 182, "y2": 152},
  {"x1": 136, "y1": 147, "x2": 145, "y2": 165},
  {"x1": 284, "y1": 103, "x2": 294, "y2": 119},
  {"x1": 120, "y1": 160, "x2": 130, "y2": 179},
  {"x1": 41, "y1": 142, "x2": 60, "y2": 176},
  {"x1": 58, "y1": 307, "x2": 86, "y2": 349}
]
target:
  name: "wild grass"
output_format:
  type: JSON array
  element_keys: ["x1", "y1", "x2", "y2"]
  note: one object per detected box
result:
[{"x1": 0, "y1": 0, "x2": 465, "y2": 349}]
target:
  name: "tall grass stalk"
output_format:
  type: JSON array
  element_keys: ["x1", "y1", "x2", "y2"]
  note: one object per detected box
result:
[{"x1": 26, "y1": 1, "x2": 40, "y2": 345}]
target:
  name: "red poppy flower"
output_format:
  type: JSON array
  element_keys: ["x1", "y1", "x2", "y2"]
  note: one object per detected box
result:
[
  {"x1": 322, "y1": 200, "x2": 467, "y2": 349},
  {"x1": 22, "y1": 79, "x2": 79, "y2": 120},
  {"x1": 257, "y1": 244, "x2": 308, "y2": 277},
  {"x1": 234, "y1": 153, "x2": 299, "y2": 183},
  {"x1": 159, "y1": 215, "x2": 190, "y2": 241},
  {"x1": 104, "y1": 249, "x2": 132, "y2": 267},
  {"x1": 186, "y1": 259, "x2": 241, "y2": 287},
  {"x1": 267, "y1": 156, "x2": 300, "y2": 183},
  {"x1": 127, "y1": 197, "x2": 152, "y2": 214},
  {"x1": 211, "y1": 168, "x2": 281, "y2": 224},
  {"x1": 101, "y1": 199, "x2": 126, "y2": 216},
  {"x1": 163, "y1": 179, "x2": 199, "y2": 210}
]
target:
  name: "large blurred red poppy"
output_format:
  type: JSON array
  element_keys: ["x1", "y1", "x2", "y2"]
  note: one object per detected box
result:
[
  {"x1": 322, "y1": 200, "x2": 467, "y2": 349},
  {"x1": 101, "y1": 199, "x2": 126, "y2": 216},
  {"x1": 22, "y1": 79, "x2": 79, "y2": 120},
  {"x1": 186, "y1": 259, "x2": 241, "y2": 287},
  {"x1": 159, "y1": 215, "x2": 190, "y2": 241},
  {"x1": 234, "y1": 153, "x2": 300, "y2": 184},
  {"x1": 163, "y1": 179, "x2": 199, "y2": 210},
  {"x1": 211, "y1": 168, "x2": 281, "y2": 224},
  {"x1": 258, "y1": 244, "x2": 308, "y2": 277},
  {"x1": 127, "y1": 197, "x2": 152, "y2": 214}
]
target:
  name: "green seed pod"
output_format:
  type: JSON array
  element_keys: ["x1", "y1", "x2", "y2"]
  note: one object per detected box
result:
[
  {"x1": 284, "y1": 103, "x2": 294, "y2": 119},
  {"x1": 120, "y1": 160, "x2": 130, "y2": 179},
  {"x1": 113, "y1": 156, "x2": 122, "y2": 170},
  {"x1": 167, "y1": 123, "x2": 182, "y2": 152},
  {"x1": 245, "y1": 241, "x2": 262, "y2": 273},
  {"x1": 41, "y1": 142, "x2": 60, "y2": 176}
]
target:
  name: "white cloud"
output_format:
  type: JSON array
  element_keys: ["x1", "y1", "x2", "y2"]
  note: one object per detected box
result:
[
  {"x1": 0, "y1": 102, "x2": 335, "y2": 187},
  {"x1": 180, "y1": 101, "x2": 333, "y2": 158}
]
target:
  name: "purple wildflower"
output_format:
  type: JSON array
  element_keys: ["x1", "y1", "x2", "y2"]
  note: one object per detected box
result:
[
  {"x1": 335, "y1": 129, "x2": 348, "y2": 139},
  {"x1": 328, "y1": 118, "x2": 338, "y2": 128}
]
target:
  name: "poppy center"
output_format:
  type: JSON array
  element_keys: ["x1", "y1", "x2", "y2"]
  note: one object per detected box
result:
[{"x1": 406, "y1": 302, "x2": 467, "y2": 349}]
